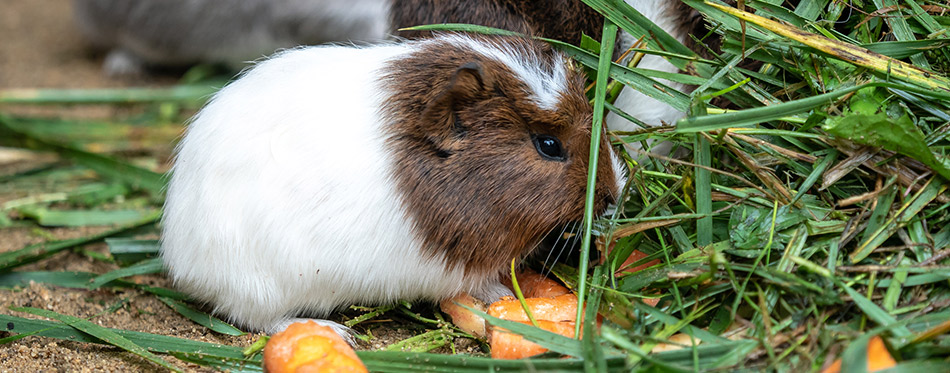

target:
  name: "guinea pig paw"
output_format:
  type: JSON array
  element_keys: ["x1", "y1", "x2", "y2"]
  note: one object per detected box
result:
[
  {"x1": 269, "y1": 318, "x2": 356, "y2": 346},
  {"x1": 471, "y1": 280, "x2": 515, "y2": 304},
  {"x1": 102, "y1": 49, "x2": 147, "y2": 78}
]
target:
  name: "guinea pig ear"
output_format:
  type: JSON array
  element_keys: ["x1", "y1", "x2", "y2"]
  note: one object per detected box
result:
[
  {"x1": 421, "y1": 62, "x2": 492, "y2": 141},
  {"x1": 451, "y1": 62, "x2": 487, "y2": 96}
]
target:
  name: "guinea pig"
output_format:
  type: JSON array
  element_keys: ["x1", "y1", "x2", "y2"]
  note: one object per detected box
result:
[
  {"x1": 71, "y1": 0, "x2": 390, "y2": 76},
  {"x1": 160, "y1": 34, "x2": 625, "y2": 334}
]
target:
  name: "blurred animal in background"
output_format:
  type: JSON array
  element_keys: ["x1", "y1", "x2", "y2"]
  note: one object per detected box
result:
[{"x1": 72, "y1": 0, "x2": 390, "y2": 76}]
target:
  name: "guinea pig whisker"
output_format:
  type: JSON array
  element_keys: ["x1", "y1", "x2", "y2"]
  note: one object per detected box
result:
[
  {"x1": 539, "y1": 223, "x2": 570, "y2": 277},
  {"x1": 542, "y1": 222, "x2": 582, "y2": 279}
]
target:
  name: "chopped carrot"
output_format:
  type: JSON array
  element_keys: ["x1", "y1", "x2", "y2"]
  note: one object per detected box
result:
[
  {"x1": 490, "y1": 320, "x2": 576, "y2": 359},
  {"x1": 264, "y1": 321, "x2": 367, "y2": 373},
  {"x1": 822, "y1": 336, "x2": 897, "y2": 373},
  {"x1": 439, "y1": 293, "x2": 489, "y2": 338},
  {"x1": 488, "y1": 294, "x2": 578, "y2": 323},
  {"x1": 616, "y1": 249, "x2": 661, "y2": 275},
  {"x1": 504, "y1": 269, "x2": 571, "y2": 298}
]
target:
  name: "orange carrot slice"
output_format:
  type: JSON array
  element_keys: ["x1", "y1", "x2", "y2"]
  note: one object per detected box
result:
[
  {"x1": 822, "y1": 336, "x2": 897, "y2": 373},
  {"x1": 618, "y1": 249, "x2": 660, "y2": 274},
  {"x1": 439, "y1": 293, "x2": 489, "y2": 338},
  {"x1": 264, "y1": 321, "x2": 367, "y2": 373},
  {"x1": 506, "y1": 269, "x2": 571, "y2": 298},
  {"x1": 488, "y1": 294, "x2": 579, "y2": 323},
  {"x1": 490, "y1": 320, "x2": 576, "y2": 359}
]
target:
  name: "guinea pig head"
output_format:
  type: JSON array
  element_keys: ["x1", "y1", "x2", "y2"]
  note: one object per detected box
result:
[{"x1": 383, "y1": 36, "x2": 624, "y2": 277}]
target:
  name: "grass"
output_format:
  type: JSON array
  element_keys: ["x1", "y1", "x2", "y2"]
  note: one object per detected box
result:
[{"x1": 2, "y1": 0, "x2": 950, "y2": 371}]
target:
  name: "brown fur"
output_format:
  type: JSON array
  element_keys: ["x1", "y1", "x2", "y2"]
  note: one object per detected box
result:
[
  {"x1": 390, "y1": 0, "x2": 604, "y2": 44},
  {"x1": 381, "y1": 36, "x2": 620, "y2": 277}
]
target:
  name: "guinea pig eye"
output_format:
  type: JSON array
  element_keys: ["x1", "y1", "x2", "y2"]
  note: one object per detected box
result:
[{"x1": 532, "y1": 134, "x2": 567, "y2": 161}]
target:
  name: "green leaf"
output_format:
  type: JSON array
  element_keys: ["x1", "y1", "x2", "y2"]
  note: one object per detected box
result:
[{"x1": 822, "y1": 88, "x2": 950, "y2": 180}]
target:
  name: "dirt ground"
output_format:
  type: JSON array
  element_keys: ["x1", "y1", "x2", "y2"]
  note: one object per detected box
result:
[{"x1": 0, "y1": 1, "x2": 450, "y2": 371}]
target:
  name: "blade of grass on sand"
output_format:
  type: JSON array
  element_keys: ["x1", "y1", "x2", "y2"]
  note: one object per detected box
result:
[
  {"x1": 16, "y1": 206, "x2": 159, "y2": 227},
  {"x1": 88, "y1": 258, "x2": 164, "y2": 289},
  {"x1": 0, "y1": 271, "x2": 189, "y2": 300},
  {"x1": 157, "y1": 297, "x2": 245, "y2": 336},
  {"x1": 105, "y1": 238, "x2": 159, "y2": 265},
  {"x1": 0, "y1": 313, "x2": 252, "y2": 360},
  {"x1": 0, "y1": 116, "x2": 166, "y2": 196},
  {"x1": 0, "y1": 271, "x2": 110, "y2": 289},
  {"x1": 10, "y1": 307, "x2": 182, "y2": 372},
  {"x1": 0, "y1": 212, "x2": 159, "y2": 271}
]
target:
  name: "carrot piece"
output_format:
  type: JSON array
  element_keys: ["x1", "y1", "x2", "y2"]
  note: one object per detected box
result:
[
  {"x1": 822, "y1": 336, "x2": 897, "y2": 373},
  {"x1": 264, "y1": 321, "x2": 367, "y2": 373},
  {"x1": 488, "y1": 294, "x2": 579, "y2": 323},
  {"x1": 616, "y1": 249, "x2": 661, "y2": 276},
  {"x1": 505, "y1": 269, "x2": 571, "y2": 298},
  {"x1": 490, "y1": 320, "x2": 576, "y2": 359},
  {"x1": 440, "y1": 293, "x2": 489, "y2": 338}
]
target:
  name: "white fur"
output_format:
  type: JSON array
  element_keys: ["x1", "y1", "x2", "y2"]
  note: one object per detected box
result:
[
  {"x1": 161, "y1": 35, "x2": 581, "y2": 334},
  {"x1": 442, "y1": 35, "x2": 568, "y2": 111},
  {"x1": 608, "y1": 0, "x2": 690, "y2": 156}
]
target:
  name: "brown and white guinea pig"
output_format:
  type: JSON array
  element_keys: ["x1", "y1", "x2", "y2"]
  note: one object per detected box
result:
[
  {"x1": 389, "y1": 0, "x2": 708, "y2": 153},
  {"x1": 160, "y1": 34, "x2": 625, "y2": 335},
  {"x1": 71, "y1": 0, "x2": 389, "y2": 76}
]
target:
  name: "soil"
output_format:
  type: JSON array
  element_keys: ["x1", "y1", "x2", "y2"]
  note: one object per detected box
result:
[{"x1": 0, "y1": 1, "x2": 460, "y2": 371}]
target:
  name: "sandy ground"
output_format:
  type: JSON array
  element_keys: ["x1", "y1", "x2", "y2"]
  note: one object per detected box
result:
[
  {"x1": 0, "y1": 1, "x2": 262, "y2": 371},
  {"x1": 0, "y1": 1, "x2": 455, "y2": 371}
]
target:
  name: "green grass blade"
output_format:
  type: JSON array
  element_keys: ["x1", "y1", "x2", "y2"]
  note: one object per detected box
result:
[
  {"x1": 837, "y1": 284, "x2": 912, "y2": 338},
  {"x1": 16, "y1": 206, "x2": 159, "y2": 227},
  {"x1": 88, "y1": 258, "x2": 164, "y2": 289},
  {"x1": 157, "y1": 297, "x2": 245, "y2": 336},
  {"x1": 10, "y1": 307, "x2": 182, "y2": 372},
  {"x1": 105, "y1": 238, "x2": 160, "y2": 265},
  {"x1": 0, "y1": 116, "x2": 166, "y2": 195},
  {"x1": 0, "y1": 313, "x2": 251, "y2": 360},
  {"x1": 0, "y1": 213, "x2": 159, "y2": 271},
  {"x1": 574, "y1": 17, "x2": 618, "y2": 343},
  {"x1": 0, "y1": 85, "x2": 219, "y2": 105}
]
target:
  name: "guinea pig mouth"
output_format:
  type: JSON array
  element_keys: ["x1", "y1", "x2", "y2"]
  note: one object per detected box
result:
[{"x1": 535, "y1": 222, "x2": 604, "y2": 269}]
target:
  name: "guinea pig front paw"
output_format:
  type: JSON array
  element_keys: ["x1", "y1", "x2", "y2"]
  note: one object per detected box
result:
[
  {"x1": 471, "y1": 280, "x2": 515, "y2": 304},
  {"x1": 268, "y1": 318, "x2": 356, "y2": 346},
  {"x1": 102, "y1": 49, "x2": 147, "y2": 78}
]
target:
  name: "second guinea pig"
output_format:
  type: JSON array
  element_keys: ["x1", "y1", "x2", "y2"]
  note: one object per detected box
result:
[
  {"x1": 72, "y1": 0, "x2": 390, "y2": 76},
  {"x1": 160, "y1": 34, "x2": 625, "y2": 334}
]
